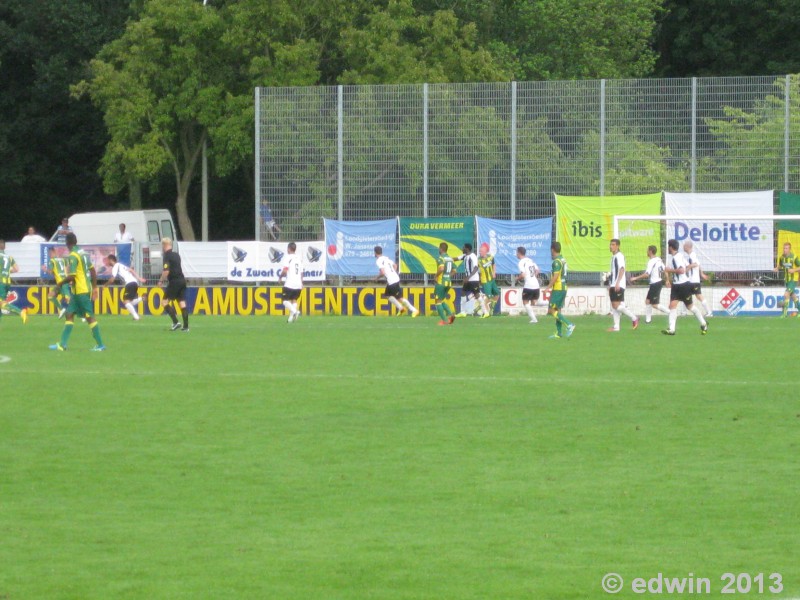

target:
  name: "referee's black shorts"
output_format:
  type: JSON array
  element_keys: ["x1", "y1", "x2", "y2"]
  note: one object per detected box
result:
[{"x1": 164, "y1": 279, "x2": 187, "y2": 302}]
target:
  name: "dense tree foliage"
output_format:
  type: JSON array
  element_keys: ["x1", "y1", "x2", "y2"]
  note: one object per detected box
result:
[{"x1": 1, "y1": 0, "x2": 798, "y2": 240}]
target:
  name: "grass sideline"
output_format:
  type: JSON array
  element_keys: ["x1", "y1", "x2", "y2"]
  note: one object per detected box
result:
[{"x1": 1, "y1": 314, "x2": 798, "y2": 599}]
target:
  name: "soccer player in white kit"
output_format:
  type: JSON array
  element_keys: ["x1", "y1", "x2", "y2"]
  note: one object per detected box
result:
[
  {"x1": 630, "y1": 245, "x2": 670, "y2": 323},
  {"x1": 515, "y1": 246, "x2": 541, "y2": 323},
  {"x1": 663, "y1": 239, "x2": 708, "y2": 336},
  {"x1": 279, "y1": 242, "x2": 303, "y2": 322},
  {"x1": 455, "y1": 243, "x2": 481, "y2": 317},
  {"x1": 683, "y1": 240, "x2": 713, "y2": 317},
  {"x1": 104, "y1": 254, "x2": 146, "y2": 320},
  {"x1": 607, "y1": 238, "x2": 639, "y2": 332},
  {"x1": 374, "y1": 246, "x2": 418, "y2": 317}
]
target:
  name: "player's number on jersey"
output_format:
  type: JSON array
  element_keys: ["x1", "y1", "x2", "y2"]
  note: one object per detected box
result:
[{"x1": 528, "y1": 266, "x2": 536, "y2": 277}]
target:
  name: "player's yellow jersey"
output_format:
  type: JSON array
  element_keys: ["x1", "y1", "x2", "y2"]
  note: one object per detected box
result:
[
  {"x1": 777, "y1": 253, "x2": 800, "y2": 283},
  {"x1": 50, "y1": 256, "x2": 68, "y2": 284},
  {"x1": 478, "y1": 254, "x2": 495, "y2": 284},
  {"x1": 551, "y1": 255, "x2": 568, "y2": 291},
  {"x1": 68, "y1": 249, "x2": 94, "y2": 295}
]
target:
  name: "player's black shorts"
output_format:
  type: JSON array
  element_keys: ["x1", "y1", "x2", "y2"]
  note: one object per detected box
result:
[
  {"x1": 522, "y1": 288, "x2": 540, "y2": 302},
  {"x1": 609, "y1": 288, "x2": 625, "y2": 303},
  {"x1": 164, "y1": 279, "x2": 187, "y2": 302},
  {"x1": 123, "y1": 282, "x2": 139, "y2": 302},
  {"x1": 385, "y1": 282, "x2": 402, "y2": 298},
  {"x1": 689, "y1": 283, "x2": 702, "y2": 295},
  {"x1": 282, "y1": 286, "x2": 301, "y2": 301},
  {"x1": 670, "y1": 282, "x2": 693, "y2": 305},
  {"x1": 646, "y1": 282, "x2": 663, "y2": 304},
  {"x1": 462, "y1": 280, "x2": 481, "y2": 298}
]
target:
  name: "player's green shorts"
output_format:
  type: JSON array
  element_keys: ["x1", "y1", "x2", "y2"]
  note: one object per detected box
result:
[
  {"x1": 68, "y1": 293, "x2": 94, "y2": 318},
  {"x1": 786, "y1": 280, "x2": 797, "y2": 295},
  {"x1": 549, "y1": 290, "x2": 567, "y2": 310},
  {"x1": 58, "y1": 282, "x2": 72, "y2": 298},
  {"x1": 482, "y1": 281, "x2": 500, "y2": 297},
  {"x1": 434, "y1": 284, "x2": 451, "y2": 300}
]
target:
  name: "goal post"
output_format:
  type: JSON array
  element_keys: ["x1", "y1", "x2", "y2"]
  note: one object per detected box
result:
[{"x1": 613, "y1": 214, "x2": 800, "y2": 285}]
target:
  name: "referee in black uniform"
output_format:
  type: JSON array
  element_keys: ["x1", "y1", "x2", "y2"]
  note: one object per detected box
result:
[{"x1": 158, "y1": 237, "x2": 189, "y2": 331}]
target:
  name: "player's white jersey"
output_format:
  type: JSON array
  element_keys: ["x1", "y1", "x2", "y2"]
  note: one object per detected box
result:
[
  {"x1": 284, "y1": 254, "x2": 303, "y2": 289},
  {"x1": 610, "y1": 252, "x2": 627, "y2": 288},
  {"x1": 457, "y1": 252, "x2": 480, "y2": 282},
  {"x1": 518, "y1": 257, "x2": 540, "y2": 289},
  {"x1": 645, "y1": 256, "x2": 664, "y2": 285},
  {"x1": 669, "y1": 252, "x2": 689, "y2": 285},
  {"x1": 111, "y1": 262, "x2": 137, "y2": 285},
  {"x1": 685, "y1": 251, "x2": 701, "y2": 284},
  {"x1": 376, "y1": 255, "x2": 400, "y2": 285}
]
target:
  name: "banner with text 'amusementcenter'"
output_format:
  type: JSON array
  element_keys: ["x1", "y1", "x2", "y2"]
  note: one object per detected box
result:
[
  {"x1": 399, "y1": 218, "x2": 474, "y2": 274},
  {"x1": 555, "y1": 193, "x2": 661, "y2": 271}
]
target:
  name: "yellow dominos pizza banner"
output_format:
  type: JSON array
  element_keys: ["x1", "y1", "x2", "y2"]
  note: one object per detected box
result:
[
  {"x1": 399, "y1": 217, "x2": 474, "y2": 274},
  {"x1": 556, "y1": 193, "x2": 662, "y2": 271}
]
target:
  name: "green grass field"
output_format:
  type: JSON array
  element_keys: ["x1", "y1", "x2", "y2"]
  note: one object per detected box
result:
[{"x1": 1, "y1": 313, "x2": 798, "y2": 599}]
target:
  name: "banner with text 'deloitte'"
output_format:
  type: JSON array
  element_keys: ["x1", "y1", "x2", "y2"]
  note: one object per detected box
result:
[
  {"x1": 664, "y1": 191, "x2": 773, "y2": 271},
  {"x1": 556, "y1": 193, "x2": 661, "y2": 271},
  {"x1": 399, "y1": 218, "x2": 474, "y2": 274}
]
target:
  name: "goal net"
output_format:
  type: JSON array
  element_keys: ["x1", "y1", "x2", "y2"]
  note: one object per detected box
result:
[{"x1": 613, "y1": 214, "x2": 800, "y2": 284}]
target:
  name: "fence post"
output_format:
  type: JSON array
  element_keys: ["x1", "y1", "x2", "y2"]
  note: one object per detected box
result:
[
  {"x1": 691, "y1": 77, "x2": 697, "y2": 193},
  {"x1": 510, "y1": 81, "x2": 517, "y2": 220},
  {"x1": 423, "y1": 83, "x2": 429, "y2": 286},
  {"x1": 337, "y1": 85, "x2": 344, "y2": 221},
  {"x1": 599, "y1": 79, "x2": 605, "y2": 196},
  {"x1": 254, "y1": 87, "x2": 261, "y2": 241},
  {"x1": 786, "y1": 75, "x2": 791, "y2": 193}
]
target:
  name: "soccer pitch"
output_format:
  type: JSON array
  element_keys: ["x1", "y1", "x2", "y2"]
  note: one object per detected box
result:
[{"x1": 1, "y1": 314, "x2": 798, "y2": 599}]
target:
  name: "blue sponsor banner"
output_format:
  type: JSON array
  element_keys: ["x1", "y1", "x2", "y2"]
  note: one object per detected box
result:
[
  {"x1": 476, "y1": 217, "x2": 553, "y2": 274},
  {"x1": 40, "y1": 243, "x2": 133, "y2": 280},
  {"x1": 324, "y1": 219, "x2": 397, "y2": 277}
]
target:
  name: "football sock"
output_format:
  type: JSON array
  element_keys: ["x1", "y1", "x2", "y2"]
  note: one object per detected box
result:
[
  {"x1": 555, "y1": 320, "x2": 562, "y2": 335},
  {"x1": 668, "y1": 309, "x2": 677, "y2": 331},
  {"x1": 283, "y1": 301, "x2": 293, "y2": 315},
  {"x1": 525, "y1": 304, "x2": 536, "y2": 321},
  {"x1": 124, "y1": 302, "x2": 137, "y2": 318},
  {"x1": 388, "y1": 297, "x2": 403, "y2": 311},
  {"x1": 619, "y1": 303, "x2": 637, "y2": 321},
  {"x1": 656, "y1": 305, "x2": 669, "y2": 315},
  {"x1": 700, "y1": 299, "x2": 711, "y2": 315},
  {"x1": 645, "y1": 305, "x2": 652, "y2": 320},
  {"x1": 690, "y1": 305, "x2": 707, "y2": 326},
  {"x1": 131, "y1": 297, "x2": 143, "y2": 307},
  {"x1": 90, "y1": 321, "x2": 104, "y2": 346},
  {"x1": 611, "y1": 309, "x2": 621, "y2": 329},
  {"x1": 401, "y1": 298, "x2": 416, "y2": 312},
  {"x1": 182, "y1": 310, "x2": 189, "y2": 329},
  {"x1": 783, "y1": 299, "x2": 789, "y2": 316},
  {"x1": 165, "y1": 305, "x2": 178, "y2": 324},
  {"x1": 292, "y1": 302, "x2": 299, "y2": 315},
  {"x1": 436, "y1": 304, "x2": 446, "y2": 320},
  {"x1": 443, "y1": 302, "x2": 453, "y2": 317},
  {"x1": 60, "y1": 321, "x2": 74, "y2": 347}
]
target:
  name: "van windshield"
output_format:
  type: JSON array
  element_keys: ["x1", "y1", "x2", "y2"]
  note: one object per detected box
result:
[
  {"x1": 147, "y1": 221, "x2": 160, "y2": 242},
  {"x1": 161, "y1": 220, "x2": 174, "y2": 240}
]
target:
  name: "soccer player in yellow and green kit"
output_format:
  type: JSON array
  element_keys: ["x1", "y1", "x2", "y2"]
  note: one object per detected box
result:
[
  {"x1": 47, "y1": 246, "x2": 72, "y2": 319},
  {"x1": 775, "y1": 242, "x2": 800, "y2": 317},
  {"x1": 49, "y1": 233, "x2": 105, "y2": 351},
  {"x1": 542, "y1": 241, "x2": 575, "y2": 339},
  {"x1": 434, "y1": 242, "x2": 456, "y2": 326},
  {"x1": 0, "y1": 239, "x2": 28, "y2": 324},
  {"x1": 477, "y1": 242, "x2": 499, "y2": 318}
]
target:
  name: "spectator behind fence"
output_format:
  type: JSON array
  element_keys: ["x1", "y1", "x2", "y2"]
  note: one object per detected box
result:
[
  {"x1": 51, "y1": 218, "x2": 73, "y2": 243},
  {"x1": 114, "y1": 223, "x2": 134, "y2": 243},
  {"x1": 21, "y1": 227, "x2": 46, "y2": 243}
]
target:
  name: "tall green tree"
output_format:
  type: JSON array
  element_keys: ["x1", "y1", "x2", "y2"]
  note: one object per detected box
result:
[{"x1": 74, "y1": 0, "x2": 319, "y2": 240}]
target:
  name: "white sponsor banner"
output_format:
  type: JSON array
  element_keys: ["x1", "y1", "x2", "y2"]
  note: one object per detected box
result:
[
  {"x1": 664, "y1": 191, "x2": 774, "y2": 271},
  {"x1": 500, "y1": 285, "x2": 789, "y2": 317},
  {"x1": 227, "y1": 241, "x2": 326, "y2": 282}
]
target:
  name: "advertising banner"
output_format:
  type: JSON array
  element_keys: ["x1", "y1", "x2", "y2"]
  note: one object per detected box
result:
[
  {"x1": 40, "y1": 243, "x2": 132, "y2": 280},
  {"x1": 555, "y1": 193, "x2": 661, "y2": 271},
  {"x1": 399, "y1": 217, "x2": 474, "y2": 274},
  {"x1": 664, "y1": 191, "x2": 773, "y2": 271},
  {"x1": 324, "y1": 219, "x2": 397, "y2": 276},
  {"x1": 227, "y1": 242, "x2": 326, "y2": 282},
  {"x1": 777, "y1": 192, "x2": 800, "y2": 256},
  {"x1": 476, "y1": 217, "x2": 552, "y2": 274}
]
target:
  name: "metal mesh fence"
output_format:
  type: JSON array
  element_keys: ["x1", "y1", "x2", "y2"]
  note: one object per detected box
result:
[{"x1": 256, "y1": 75, "x2": 798, "y2": 243}]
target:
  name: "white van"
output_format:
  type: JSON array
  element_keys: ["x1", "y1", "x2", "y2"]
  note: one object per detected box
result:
[{"x1": 66, "y1": 209, "x2": 178, "y2": 278}]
